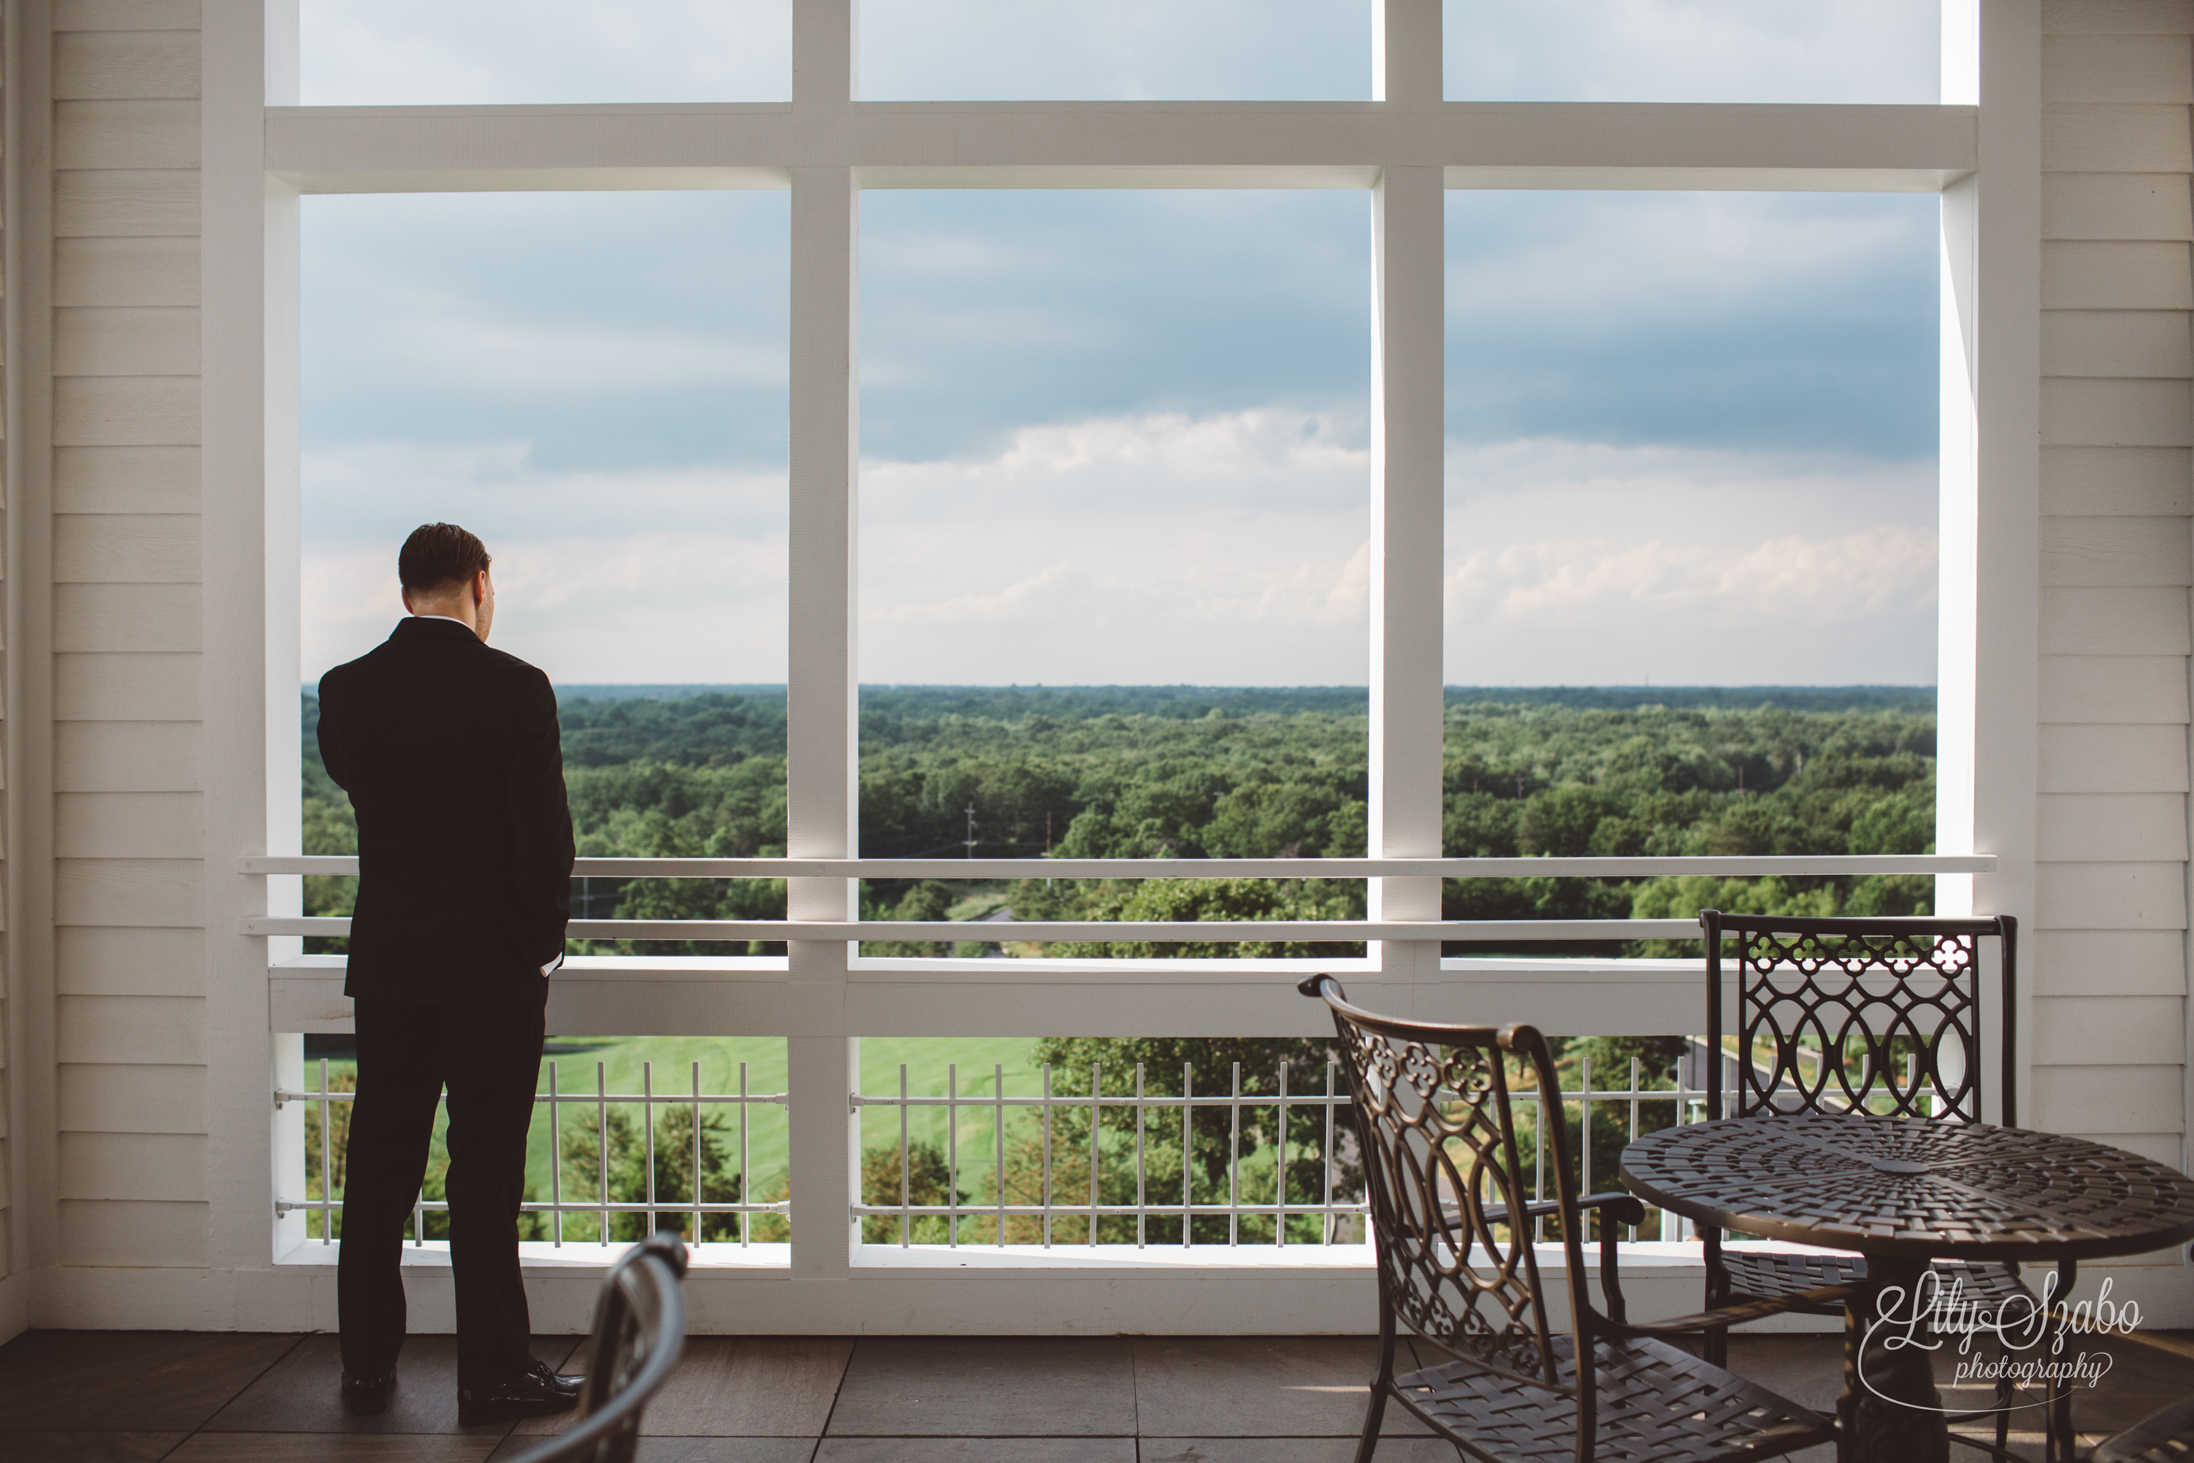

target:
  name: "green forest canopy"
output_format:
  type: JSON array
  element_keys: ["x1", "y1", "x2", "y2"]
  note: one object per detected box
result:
[{"x1": 301, "y1": 684, "x2": 1937, "y2": 957}]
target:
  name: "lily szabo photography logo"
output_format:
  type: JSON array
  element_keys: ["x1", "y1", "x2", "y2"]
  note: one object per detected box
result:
[{"x1": 1862, "y1": 1270, "x2": 2138, "y2": 1412}]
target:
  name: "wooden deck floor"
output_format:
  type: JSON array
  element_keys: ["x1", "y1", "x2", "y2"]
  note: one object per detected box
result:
[{"x1": 0, "y1": 1328, "x2": 2186, "y2": 1460}]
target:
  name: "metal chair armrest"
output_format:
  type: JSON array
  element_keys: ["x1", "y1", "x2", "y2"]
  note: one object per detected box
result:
[
  {"x1": 1580, "y1": 1192, "x2": 1647, "y2": 1226},
  {"x1": 1578, "y1": 1194, "x2": 1651, "y2": 1325},
  {"x1": 1471, "y1": 1192, "x2": 1646, "y2": 1228}
]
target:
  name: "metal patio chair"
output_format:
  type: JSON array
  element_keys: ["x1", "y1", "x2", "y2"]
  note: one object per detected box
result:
[
  {"x1": 502, "y1": 1231, "x2": 690, "y2": 1463},
  {"x1": 1698, "y1": 910, "x2": 2028, "y2": 1454},
  {"x1": 1301, "y1": 973, "x2": 1848, "y2": 1463}
]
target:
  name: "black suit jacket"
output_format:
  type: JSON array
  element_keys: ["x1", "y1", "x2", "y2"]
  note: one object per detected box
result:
[{"x1": 318, "y1": 617, "x2": 575, "y2": 1005}]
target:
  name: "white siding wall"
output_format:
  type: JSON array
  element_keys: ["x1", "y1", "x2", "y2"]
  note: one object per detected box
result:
[
  {"x1": 2032, "y1": 0, "x2": 2194, "y2": 1170},
  {"x1": 46, "y1": 0, "x2": 205, "y2": 1271}
]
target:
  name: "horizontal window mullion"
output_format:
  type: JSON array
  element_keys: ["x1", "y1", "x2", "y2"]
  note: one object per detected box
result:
[{"x1": 264, "y1": 101, "x2": 1978, "y2": 196}]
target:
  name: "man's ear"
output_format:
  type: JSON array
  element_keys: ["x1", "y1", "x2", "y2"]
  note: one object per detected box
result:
[{"x1": 472, "y1": 570, "x2": 487, "y2": 606}]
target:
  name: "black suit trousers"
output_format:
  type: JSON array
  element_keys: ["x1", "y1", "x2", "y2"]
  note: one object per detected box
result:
[{"x1": 338, "y1": 992, "x2": 546, "y2": 1389}]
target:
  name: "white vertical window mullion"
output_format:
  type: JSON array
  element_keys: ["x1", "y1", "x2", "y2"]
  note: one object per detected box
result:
[
  {"x1": 1368, "y1": 152, "x2": 1446, "y2": 1003},
  {"x1": 1374, "y1": 0, "x2": 1442, "y2": 106},
  {"x1": 1953, "y1": 0, "x2": 2041, "y2": 1131},
  {"x1": 785, "y1": 0, "x2": 861, "y2": 1272}
]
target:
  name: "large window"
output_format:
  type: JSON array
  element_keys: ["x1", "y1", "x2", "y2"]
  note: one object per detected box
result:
[{"x1": 257, "y1": 1, "x2": 1993, "y2": 1290}]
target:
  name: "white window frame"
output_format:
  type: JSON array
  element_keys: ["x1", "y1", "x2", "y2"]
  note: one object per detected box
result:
[{"x1": 200, "y1": 0, "x2": 2037, "y2": 1331}]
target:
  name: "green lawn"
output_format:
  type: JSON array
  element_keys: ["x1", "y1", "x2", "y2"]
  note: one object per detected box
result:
[
  {"x1": 858, "y1": 1036, "x2": 1044, "y2": 1206},
  {"x1": 533, "y1": 1034, "x2": 792, "y2": 1230},
  {"x1": 296, "y1": 1035, "x2": 1351, "y2": 1246},
  {"x1": 296, "y1": 1035, "x2": 1046, "y2": 1235}
]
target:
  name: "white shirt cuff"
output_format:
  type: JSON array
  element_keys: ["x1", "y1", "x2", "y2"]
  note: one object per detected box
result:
[{"x1": 540, "y1": 952, "x2": 564, "y2": 978}]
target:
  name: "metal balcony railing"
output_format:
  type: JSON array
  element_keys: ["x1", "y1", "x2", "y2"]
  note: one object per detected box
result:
[
  {"x1": 276, "y1": 1057, "x2": 790, "y2": 1247},
  {"x1": 848, "y1": 1054, "x2": 1719, "y2": 1249},
  {"x1": 253, "y1": 852, "x2": 1995, "y2": 1270},
  {"x1": 852, "y1": 1057, "x2": 1365, "y2": 1248},
  {"x1": 271, "y1": 1051, "x2": 1736, "y2": 1252}
]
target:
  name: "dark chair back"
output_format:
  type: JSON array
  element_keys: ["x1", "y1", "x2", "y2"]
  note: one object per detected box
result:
[
  {"x1": 1703, "y1": 912, "x2": 2016, "y2": 1126},
  {"x1": 500, "y1": 1231, "x2": 690, "y2": 1463},
  {"x1": 1305, "y1": 974, "x2": 1588, "y2": 1397}
]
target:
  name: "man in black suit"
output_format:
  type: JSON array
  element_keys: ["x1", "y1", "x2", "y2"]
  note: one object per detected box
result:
[{"x1": 320, "y1": 523, "x2": 581, "y2": 1423}]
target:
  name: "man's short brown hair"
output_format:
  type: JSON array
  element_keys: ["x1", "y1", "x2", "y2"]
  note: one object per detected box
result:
[{"x1": 398, "y1": 523, "x2": 491, "y2": 594}]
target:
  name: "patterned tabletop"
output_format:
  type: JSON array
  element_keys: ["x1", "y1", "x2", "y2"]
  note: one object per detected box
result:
[{"x1": 1620, "y1": 1112, "x2": 2194, "y2": 1261}]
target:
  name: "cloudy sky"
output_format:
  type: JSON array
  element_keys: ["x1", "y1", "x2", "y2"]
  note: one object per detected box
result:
[{"x1": 299, "y1": 1, "x2": 1943, "y2": 688}]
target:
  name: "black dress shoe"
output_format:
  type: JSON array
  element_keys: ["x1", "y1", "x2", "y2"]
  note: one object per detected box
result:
[
  {"x1": 339, "y1": 1371, "x2": 396, "y2": 1416},
  {"x1": 457, "y1": 1356, "x2": 585, "y2": 1426}
]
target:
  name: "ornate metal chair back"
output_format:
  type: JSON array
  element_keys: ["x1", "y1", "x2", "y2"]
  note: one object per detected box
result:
[
  {"x1": 1703, "y1": 912, "x2": 2017, "y2": 1127},
  {"x1": 1313, "y1": 976, "x2": 1585, "y2": 1398}
]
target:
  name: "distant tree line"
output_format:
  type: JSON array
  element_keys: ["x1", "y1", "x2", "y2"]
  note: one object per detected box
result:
[{"x1": 302, "y1": 687, "x2": 1935, "y2": 958}]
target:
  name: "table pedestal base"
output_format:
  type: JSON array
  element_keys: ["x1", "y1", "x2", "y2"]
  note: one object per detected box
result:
[{"x1": 1841, "y1": 1256, "x2": 1949, "y2": 1463}]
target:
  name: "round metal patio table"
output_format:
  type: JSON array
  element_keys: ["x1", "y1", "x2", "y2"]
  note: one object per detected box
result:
[{"x1": 1620, "y1": 1112, "x2": 2194, "y2": 1463}]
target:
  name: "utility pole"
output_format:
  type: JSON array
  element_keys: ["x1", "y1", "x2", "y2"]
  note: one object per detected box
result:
[{"x1": 965, "y1": 805, "x2": 977, "y2": 859}]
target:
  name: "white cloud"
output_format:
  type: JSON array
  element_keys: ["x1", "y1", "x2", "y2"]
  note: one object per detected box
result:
[
  {"x1": 303, "y1": 442, "x2": 786, "y2": 542},
  {"x1": 303, "y1": 420, "x2": 1937, "y2": 690},
  {"x1": 1455, "y1": 526, "x2": 1936, "y2": 626},
  {"x1": 1447, "y1": 192, "x2": 1930, "y2": 320},
  {"x1": 375, "y1": 310, "x2": 788, "y2": 393},
  {"x1": 1718, "y1": 528, "x2": 1938, "y2": 622},
  {"x1": 861, "y1": 408, "x2": 1372, "y2": 683},
  {"x1": 301, "y1": 0, "x2": 791, "y2": 104},
  {"x1": 1447, "y1": 0, "x2": 1939, "y2": 104},
  {"x1": 858, "y1": 0, "x2": 1369, "y2": 100},
  {"x1": 1195, "y1": 539, "x2": 1372, "y2": 628},
  {"x1": 886, "y1": 562, "x2": 1075, "y2": 625},
  {"x1": 868, "y1": 408, "x2": 1369, "y2": 517},
  {"x1": 1442, "y1": 439, "x2": 1938, "y2": 684},
  {"x1": 302, "y1": 445, "x2": 788, "y2": 684},
  {"x1": 301, "y1": 0, "x2": 1932, "y2": 108},
  {"x1": 306, "y1": 526, "x2": 790, "y2": 687}
]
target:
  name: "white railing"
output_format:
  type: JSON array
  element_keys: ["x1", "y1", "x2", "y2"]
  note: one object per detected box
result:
[
  {"x1": 852, "y1": 1057, "x2": 1364, "y2": 1249},
  {"x1": 254, "y1": 851, "x2": 1994, "y2": 1286},
  {"x1": 848, "y1": 1053, "x2": 1722, "y2": 1249},
  {"x1": 275, "y1": 1056, "x2": 790, "y2": 1247},
  {"x1": 241, "y1": 852, "x2": 1993, "y2": 944},
  {"x1": 272, "y1": 1049, "x2": 1735, "y2": 1253}
]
